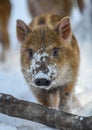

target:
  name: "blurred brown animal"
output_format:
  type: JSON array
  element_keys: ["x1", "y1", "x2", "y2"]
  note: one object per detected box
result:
[
  {"x1": 0, "y1": 0, "x2": 11, "y2": 60},
  {"x1": 27, "y1": 0, "x2": 85, "y2": 18}
]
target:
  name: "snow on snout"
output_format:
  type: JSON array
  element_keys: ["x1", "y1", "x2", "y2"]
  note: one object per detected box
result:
[
  {"x1": 27, "y1": 50, "x2": 57, "y2": 82},
  {"x1": 34, "y1": 64, "x2": 57, "y2": 80},
  {"x1": 34, "y1": 51, "x2": 48, "y2": 62}
]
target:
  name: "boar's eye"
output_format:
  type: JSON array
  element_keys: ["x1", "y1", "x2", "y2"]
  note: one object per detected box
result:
[
  {"x1": 52, "y1": 48, "x2": 59, "y2": 57},
  {"x1": 28, "y1": 49, "x2": 34, "y2": 59}
]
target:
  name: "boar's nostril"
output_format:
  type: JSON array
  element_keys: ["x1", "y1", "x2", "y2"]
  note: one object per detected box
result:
[
  {"x1": 35, "y1": 78, "x2": 51, "y2": 86},
  {"x1": 43, "y1": 79, "x2": 51, "y2": 86}
]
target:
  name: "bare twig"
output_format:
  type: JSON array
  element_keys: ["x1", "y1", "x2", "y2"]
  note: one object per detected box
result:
[{"x1": 0, "y1": 93, "x2": 92, "y2": 130}]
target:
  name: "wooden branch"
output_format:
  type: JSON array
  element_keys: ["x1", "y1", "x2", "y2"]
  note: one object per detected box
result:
[{"x1": 0, "y1": 93, "x2": 92, "y2": 130}]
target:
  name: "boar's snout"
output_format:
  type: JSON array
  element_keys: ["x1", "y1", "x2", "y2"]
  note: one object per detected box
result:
[{"x1": 35, "y1": 78, "x2": 51, "y2": 86}]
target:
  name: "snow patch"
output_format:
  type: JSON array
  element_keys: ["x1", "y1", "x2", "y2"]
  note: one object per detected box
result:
[
  {"x1": 0, "y1": 123, "x2": 17, "y2": 130},
  {"x1": 79, "y1": 117, "x2": 84, "y2": 121},
  {"x1": 75, "y1": 116, "x2": 84, "y2": 121}
]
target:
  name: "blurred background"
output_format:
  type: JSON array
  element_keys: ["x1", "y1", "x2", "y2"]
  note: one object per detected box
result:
[{"x1": 0, "y1": 0, "x2": 92, "y2": 130}]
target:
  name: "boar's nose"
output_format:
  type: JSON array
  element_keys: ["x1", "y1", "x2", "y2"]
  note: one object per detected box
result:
[{"x1": 35, "y1": 78, "x2": 51, "y2": 86}]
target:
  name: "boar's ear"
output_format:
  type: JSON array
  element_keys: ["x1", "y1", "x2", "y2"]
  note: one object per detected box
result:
[
  {"x1": 56, "y1": 17, "x2": 72, "y2": 43},
  {"x1": 16, "y1": 19, "x2": 32, "y2": 43}
]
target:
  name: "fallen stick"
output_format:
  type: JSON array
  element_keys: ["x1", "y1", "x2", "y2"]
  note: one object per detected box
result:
[{"x1": 0, "y1": 93, "x2": 92, "y2": 130}]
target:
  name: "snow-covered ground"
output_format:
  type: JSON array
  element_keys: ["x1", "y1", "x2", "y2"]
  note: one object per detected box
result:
[{"x1": 0, "y1": 0, "x2": 92, "y2": 129}]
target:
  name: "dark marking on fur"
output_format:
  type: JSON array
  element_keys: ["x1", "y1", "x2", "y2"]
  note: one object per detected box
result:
[{"x1": 38, "y1": 18, "x2": 46, "y2": 25}]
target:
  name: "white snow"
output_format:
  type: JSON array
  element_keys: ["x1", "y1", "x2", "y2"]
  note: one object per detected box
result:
[
  {"x1": 0, "y1": 0, "x2": 92, "y2": 130},
  {"x1": 79, "y1": 117, "x2": 84, "y2": 121},
  {"x1": 0, "y1": 123, "x2": 17, "y2": 130},
  {"x1": 75, "y1": 116, "x2": 84, "y2": 121}
]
